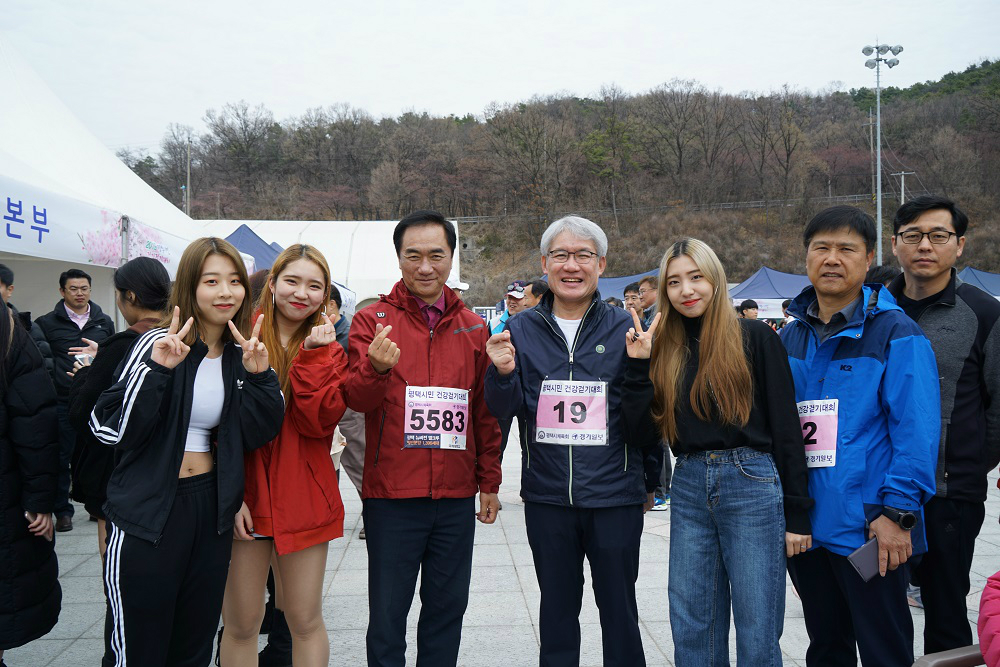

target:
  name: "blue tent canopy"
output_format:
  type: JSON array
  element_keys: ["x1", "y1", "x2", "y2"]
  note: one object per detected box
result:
[
  {"x1": 958, "y1": 267, "x2": 1000, "y2": 296},
  {"x1": 729, "y1": 267, "x2": 810, "y2": 300},
  {"x1": 225, "y1": 224, "x2": 282, "y2": 270}
]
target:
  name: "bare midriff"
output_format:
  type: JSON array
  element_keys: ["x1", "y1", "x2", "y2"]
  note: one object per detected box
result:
[{"x1": 179, "y1": 451, "x2": 214, "y2": 478}]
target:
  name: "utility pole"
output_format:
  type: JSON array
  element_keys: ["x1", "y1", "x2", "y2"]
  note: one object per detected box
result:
[
  {"x1": 186, "y1": 135, "x2": 192, "y2": 217},
  {"x1": 892, "y1": 171, "x2": 916, "y2": 205}
]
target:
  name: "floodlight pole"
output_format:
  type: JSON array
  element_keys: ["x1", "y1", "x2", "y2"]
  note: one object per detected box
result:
[{"x1": 875, "y1": 61, "x2": 882, "y2": 265}]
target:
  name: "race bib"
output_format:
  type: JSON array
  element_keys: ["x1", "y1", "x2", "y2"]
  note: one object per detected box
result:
[
  {"x1": 535, "y1": 380, "x2": 608, "y2": 446},
  {"x1": 797, "y1": 399, "x2": 838, "y2": 468},
  {"x1": 404, "y1": 386, "x2": 469, "y2": 450}
]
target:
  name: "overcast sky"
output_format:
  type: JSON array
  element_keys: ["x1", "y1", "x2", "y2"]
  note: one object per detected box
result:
[{"x1": 4, "y1": 1, "x2": 998, "y2": 155}]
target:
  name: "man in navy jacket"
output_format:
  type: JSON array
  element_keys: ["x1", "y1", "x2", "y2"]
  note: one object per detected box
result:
[{"x1": 485, "y1": 215, "x2": 661, "y2": 667}]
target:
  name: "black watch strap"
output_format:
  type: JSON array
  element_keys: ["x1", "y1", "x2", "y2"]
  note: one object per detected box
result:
[{"x1": 882, "y1": 506, "x2": 917, "y2": 531}]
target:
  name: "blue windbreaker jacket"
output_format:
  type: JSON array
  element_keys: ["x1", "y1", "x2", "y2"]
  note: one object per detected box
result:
[
  {"x1": 485, "y1": 291, "x2": 661, "y2": 508},
  {"x1": 782, "y1": 284, "x2": 940, "y2": 556}
]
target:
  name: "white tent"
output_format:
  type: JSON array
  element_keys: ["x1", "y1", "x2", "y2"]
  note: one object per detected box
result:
[
  {"x1": 0, "y1": 37, "x2": 212, "y2": 320},
  {"x1": 198, "y1": 219, "x2": 464, "y2": 309}
]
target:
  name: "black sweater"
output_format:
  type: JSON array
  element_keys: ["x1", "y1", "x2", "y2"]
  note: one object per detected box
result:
[{"x1": 623, "y1": 317, "x2": 813, "y2": 534}]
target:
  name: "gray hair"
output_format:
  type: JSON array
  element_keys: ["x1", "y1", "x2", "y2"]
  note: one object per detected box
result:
[{"x1": 539, "y1": 216, "x2": 609, "y2": 258}]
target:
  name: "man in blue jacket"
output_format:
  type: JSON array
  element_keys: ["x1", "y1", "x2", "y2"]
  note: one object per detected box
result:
[
  {"x1": 781, "y1": 206, "x2": 940, "y2": 667},
  {"x1": 484, "y1": 215, "x2": 662, "y2": 667}
]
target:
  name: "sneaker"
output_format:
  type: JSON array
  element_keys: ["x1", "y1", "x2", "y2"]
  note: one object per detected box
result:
[
  {"x1": 651, "y1": 496, "x2": 670, "y2": 511},
  {"x1": 907, "y1": 584, "x2": 923, "y2": 609},
  {"x1": 359, "y1": 526, "x2": 366, "y2": 540}
]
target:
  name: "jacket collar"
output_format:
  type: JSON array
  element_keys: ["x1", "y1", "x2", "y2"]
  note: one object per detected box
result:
[
  {"x1": 788, "y1": 284, "x2": 894, "y2": 337},
  {"x1": 886, "y1": 268, "x2": 958, "y2": 307},
  {"x1": 381, "y1": 280, "x2": 465, "y2": 321}
]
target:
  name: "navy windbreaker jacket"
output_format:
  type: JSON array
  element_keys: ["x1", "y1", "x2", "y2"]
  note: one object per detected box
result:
[
  {"x1": 485, "y1": 291, "x2": 661, "y2": 508},
  {"x1": 782, "y1": 285, "x2": 940, "y2": 556}
]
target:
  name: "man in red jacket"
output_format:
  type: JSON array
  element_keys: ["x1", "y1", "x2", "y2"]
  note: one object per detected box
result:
[{"x1": 345, "y1": 210, "x2": 502, "y2": 667}]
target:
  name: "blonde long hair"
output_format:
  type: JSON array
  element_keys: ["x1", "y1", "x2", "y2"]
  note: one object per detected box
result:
[
  {"x1": 164, "y1": 237, "x2": 252, "y2": 346},
  {"x1": 258, "y1": 244, "x2": 332, "y2": 396},
  {"x1": 649, "y1": 238, "x2": 752, "y2": 443}
]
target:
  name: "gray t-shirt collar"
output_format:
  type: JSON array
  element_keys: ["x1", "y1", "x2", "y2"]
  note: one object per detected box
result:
[{"x1": 806, "y1": 293, "x2": 863, "y2": 344}]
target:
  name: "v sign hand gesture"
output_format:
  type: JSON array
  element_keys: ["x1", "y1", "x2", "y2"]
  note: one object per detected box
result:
[
  {"x1": 303, "y1": 313, "x2": 338, "y2": 350},
  {"x1": 229, "y1": 314, "x2": 269, "y2": 373},
  {"x1": 151, "y1": 307, "x2": 195, "y2": 369},
  {"x1": 626, "y1": 309, "x2": 660, "y2": 359}
]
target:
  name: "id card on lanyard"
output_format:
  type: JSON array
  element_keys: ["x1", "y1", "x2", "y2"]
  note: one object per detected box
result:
[
  {"x1": 404, "y1": 386, "x2": 469, "y2": 450},
  {"x1": 535, "y1": 380, "x2": 609, "y2": 446},
  {"x1": 797, "y1": 398, "x2": 838, "y2": 468}
]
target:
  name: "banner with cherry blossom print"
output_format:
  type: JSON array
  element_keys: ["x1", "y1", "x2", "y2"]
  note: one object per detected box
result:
[{"x1": 0, "y1": 174, "x2": 192, "y2": 278}]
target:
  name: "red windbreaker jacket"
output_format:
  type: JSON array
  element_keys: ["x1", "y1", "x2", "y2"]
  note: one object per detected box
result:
[
  {"x1": 244, "y1": 343, "x2": 349, "y2": 555},
  {"x1": 345, "y1": 281, "x2": 502, "y2": 499}
]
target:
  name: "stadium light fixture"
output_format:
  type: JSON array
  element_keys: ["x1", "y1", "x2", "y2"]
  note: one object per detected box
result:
[{"x1": 862, "y1": 41, "x2": 903, "y2": 265}]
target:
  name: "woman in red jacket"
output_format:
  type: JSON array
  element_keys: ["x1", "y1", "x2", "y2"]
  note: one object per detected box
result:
[{"x1": 219, "y1": 244, "x2": 348, "y2": 667}]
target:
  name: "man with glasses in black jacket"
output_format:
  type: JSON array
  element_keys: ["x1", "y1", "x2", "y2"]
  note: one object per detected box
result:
[{"x1": 887, "y1": 195, "x2": 1000, "y2": 654}]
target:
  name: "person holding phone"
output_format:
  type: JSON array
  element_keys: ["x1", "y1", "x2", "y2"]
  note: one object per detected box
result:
[
  {"x1": 90, "y1": 238, "x2": 285, "y2": 667},
  {"x1": 781, "y1": 207, "x2": 939, "y2": 667},
  {"x1": 0, "y1": 296, "x2": 61, "y2": 663},
  {"x1": 68, "y1": 257, "x2": 171, "y2": 560},
  {"x1": 623, "y1": 238, "x2": 811, "y2": 667}
]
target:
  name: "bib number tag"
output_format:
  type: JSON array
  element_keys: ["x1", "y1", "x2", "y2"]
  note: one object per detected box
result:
[
  {"x1": 797, "y1": 399, "x2": 838, "y2": 468},
  {"x1": 535, "y1": 380, "x2": 608, "y2": 446},
  {"x1": 404, "y1": 386, "x2": 469, "y2": 450}
]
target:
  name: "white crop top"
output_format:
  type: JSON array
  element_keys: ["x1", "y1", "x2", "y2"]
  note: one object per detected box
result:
[{"x1": 184, "y1": 355, "x2": 224, "y2": 453}]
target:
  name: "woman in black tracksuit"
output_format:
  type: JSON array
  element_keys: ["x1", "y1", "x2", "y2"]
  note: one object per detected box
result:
[
  {"x1": 68, "y1": 257, "x2": 171, "y2": 560},
  {"x1": 90, "y1": 238, "x2": 284, "y2": 667}
]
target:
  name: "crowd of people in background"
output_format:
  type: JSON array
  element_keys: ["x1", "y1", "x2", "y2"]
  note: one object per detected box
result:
[{"x1": 1, "y1": 195, "x2": 999, "y2": 667}]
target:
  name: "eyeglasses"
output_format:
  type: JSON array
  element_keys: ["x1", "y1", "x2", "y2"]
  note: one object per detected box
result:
[
  {"x1": 897, "y1": 230, "x2": 958, "y2": 245},
  {"x1": 65, "y1": 286, "x2": 91, "y2": 294},
  {"x1": 547, "y1": 250, "x2": 598, "y2": 264},
  {"x1": 638, "y1": 288, "x2": 654, "y2": 296}
]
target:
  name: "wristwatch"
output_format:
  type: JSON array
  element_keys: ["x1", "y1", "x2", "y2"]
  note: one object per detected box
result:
[{"x1": 882, "y1": 506, "x2": 917, "y2": 531}]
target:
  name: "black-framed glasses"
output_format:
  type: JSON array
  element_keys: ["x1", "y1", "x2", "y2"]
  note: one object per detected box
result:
[
  {"x1": 547, "y1": 250, "x2": 598, "y2": 264},
  {"x1": 897, "y1": 230, "x2": 958, "y2": 245}
]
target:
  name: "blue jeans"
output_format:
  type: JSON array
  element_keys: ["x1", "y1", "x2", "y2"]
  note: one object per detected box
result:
[{"x1": 668, "y1": 447, "x2": 786, "y2": 667}]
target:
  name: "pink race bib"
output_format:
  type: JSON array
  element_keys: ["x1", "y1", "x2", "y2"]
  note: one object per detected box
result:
[
  {"x1": 535, "y1": 380, "x2": 608, "y2": 446},
  {"x1": 797, "y1": 399, "x2": 838, "y2": 468},
  {"x1": 403, "y1": 386, "x2": 469, "y2": 450}
]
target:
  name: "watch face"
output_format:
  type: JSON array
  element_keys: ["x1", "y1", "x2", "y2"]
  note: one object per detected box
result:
[{"x1": 900, "y1": 513, "x2": 917, "y2": 530}]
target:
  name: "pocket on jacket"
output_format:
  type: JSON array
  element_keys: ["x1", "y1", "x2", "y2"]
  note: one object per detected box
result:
[{"x1": 305, "y1": 456, "x2": 340, "y2": 513}]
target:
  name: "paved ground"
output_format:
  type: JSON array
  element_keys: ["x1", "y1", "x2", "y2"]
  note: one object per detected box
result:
[{"x1": 6, "y1": 423, "x2": 997, "y2": 666}]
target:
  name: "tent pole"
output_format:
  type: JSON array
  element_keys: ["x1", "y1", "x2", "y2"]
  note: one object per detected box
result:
[{"x1": 120, "y1": 215, "x2": 130, "y2": 267}]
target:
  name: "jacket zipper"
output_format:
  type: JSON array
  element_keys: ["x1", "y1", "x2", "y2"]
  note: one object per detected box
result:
[
  {"x1": 538, "y1": 300, "x2": 597, "y2": 506},
  {"x1": 374, "y1": 408, "x2": 386, "y2": 466}
]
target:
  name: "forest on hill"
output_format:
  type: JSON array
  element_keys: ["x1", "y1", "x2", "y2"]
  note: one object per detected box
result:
[{"x1": 120, "y1": 59, "x2": 1000, "y2": 304}]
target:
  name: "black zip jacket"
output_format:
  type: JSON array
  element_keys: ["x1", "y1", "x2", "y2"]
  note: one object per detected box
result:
[
  {"x1": 34, "y1": 300, "x2": 115, "y2": 397},
  {"x1": 89, "y1": 328, "x2": 285, "y2": 544},
  {"x1": 0, "y1": 322, "x2": 61, "y2": 649},
  {"x1": 887, "y1": 270, "x2": 1000, "y2": 502},
  {"x1": 67, "y1": 320, "x2": 157, "y2": 512},
  {"x1": 622, "y1": 317, "x2": 813, "y2": 534},
  {"x1": 485, "y1": 290, "x2": 662, "y2": 508}
]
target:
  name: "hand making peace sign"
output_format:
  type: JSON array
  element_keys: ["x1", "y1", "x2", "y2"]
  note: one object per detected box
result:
[
  {"x1": 229, "y1": 314, "x2": 269, "y2": 373},
  {"x1": 626, "y1": 309, "x2": 661, "y2": 359},
  {"x1": 151, "y1": 307, "x2": 196, "y2": 369},
  {"x1": 303, "y1": 313, "x2": 338, "y2": 350}
]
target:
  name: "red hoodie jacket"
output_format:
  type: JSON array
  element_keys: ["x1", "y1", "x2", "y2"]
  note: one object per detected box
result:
[
  {"x1": 345, "y1": 281, "x2": 501, "y2": 499},
  {"x1": 244, "y1": 343, "x2": 349, "y2": 555}
]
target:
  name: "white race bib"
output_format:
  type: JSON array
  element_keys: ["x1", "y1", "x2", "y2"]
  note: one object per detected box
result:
[
  {"x1": 534, "y1": 380, "x2": 608, "y2": 446},
  {"x1": 403, "y1": 386, "x2": 469, "y2": 450}
]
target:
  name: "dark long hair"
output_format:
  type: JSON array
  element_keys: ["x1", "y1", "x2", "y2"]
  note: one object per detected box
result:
[{"x1": 114, "y1": 257, "x2": 171, "y2": 312}]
